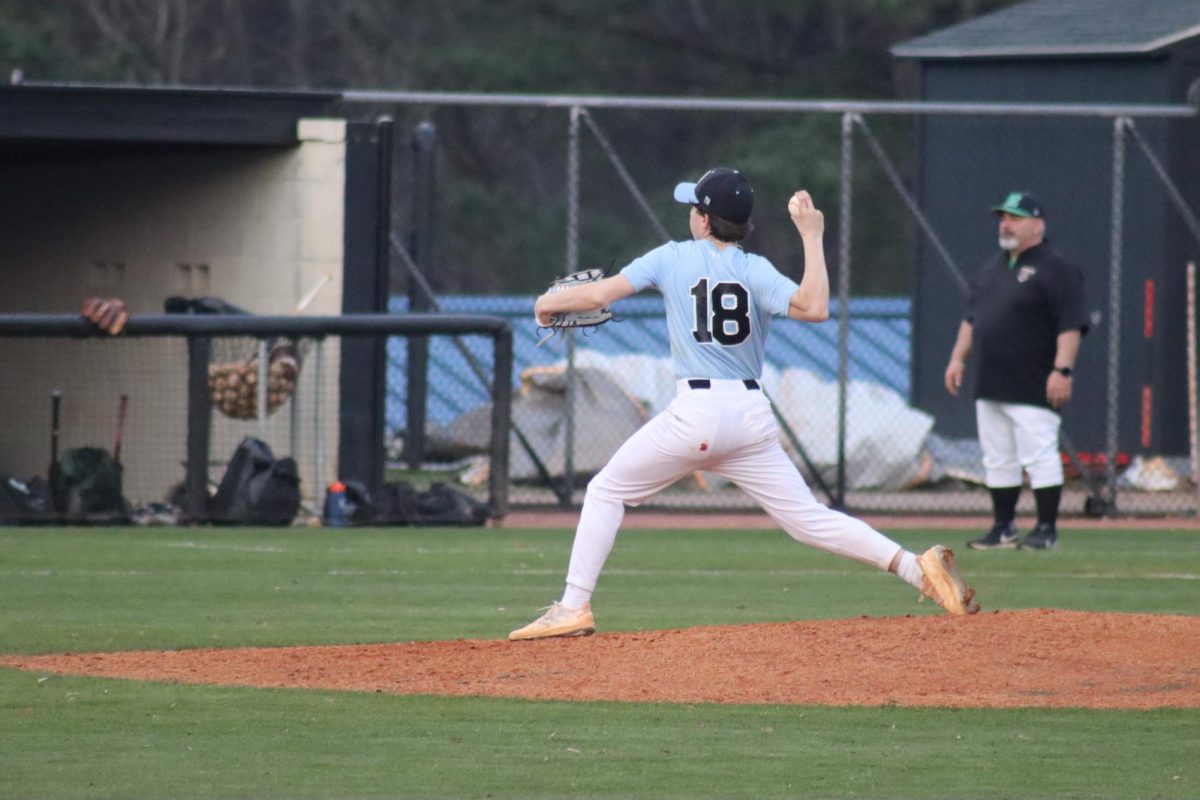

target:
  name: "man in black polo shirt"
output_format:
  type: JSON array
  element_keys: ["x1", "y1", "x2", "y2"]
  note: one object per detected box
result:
[{"x1": 944, "y1": 192, "x2": 1088, "y2": 550}]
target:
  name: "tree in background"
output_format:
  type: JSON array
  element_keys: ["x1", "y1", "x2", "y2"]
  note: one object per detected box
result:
[{"x1": 0, "y1": 0, "x2": 1020, "y2": 294}]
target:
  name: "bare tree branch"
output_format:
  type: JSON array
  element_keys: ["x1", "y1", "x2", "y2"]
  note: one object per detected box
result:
[
  {"x1": 82, "y1": 0, "x2": 133, "y2": 52},
  {"x1": 168, "y1": 0, "x2": 189, "y2": 83}
]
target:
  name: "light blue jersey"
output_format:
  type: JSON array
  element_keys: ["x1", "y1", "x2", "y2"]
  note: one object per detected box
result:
[
  {"x1": 511, "y1": 183, "x2": 960, "y2": 641},
  {"x1": 621, "y1": 239, "x2": 799, "y2": 380}
]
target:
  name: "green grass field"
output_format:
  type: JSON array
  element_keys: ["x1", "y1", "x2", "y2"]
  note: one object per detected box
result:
[{"x1": 2, "y1": 524, "x2": 1197, "y2": 799}]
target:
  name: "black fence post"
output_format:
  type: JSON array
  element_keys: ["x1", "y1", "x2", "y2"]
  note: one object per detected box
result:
[
  {"x1": 489, "y1": 326, "x2": 513, "y2": 518},
  {"x1": 184, "y1": 335, "x2": 212, "y2": 522},
  {"x1": 340, "y1": 117, "x2": 394, "y2": 503}
]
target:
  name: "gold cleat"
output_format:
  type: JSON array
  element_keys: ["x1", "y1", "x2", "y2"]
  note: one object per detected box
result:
[
  {"x1": 509, "y1": 602, "x2": 596, "y2": 641},
  {"x1": 917, "y1": 546, "x2": 980, "y2": 615}
]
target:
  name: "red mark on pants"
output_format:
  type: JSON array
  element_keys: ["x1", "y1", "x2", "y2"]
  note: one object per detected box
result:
[{"x1": 699, "y1": 441, "x2": 709, "y2": 451}]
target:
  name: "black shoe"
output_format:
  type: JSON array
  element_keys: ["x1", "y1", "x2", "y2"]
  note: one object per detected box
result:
[
  {"x1": 968, "y1": 521, "x2": 1020, "y2": 550},
  {"x1": 1019, "y1": 523, "x2": 1058, "y2": 550}
]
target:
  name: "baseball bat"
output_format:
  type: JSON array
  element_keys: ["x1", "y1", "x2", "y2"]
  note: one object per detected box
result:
[
  {"x1": 50, "y1": 390, "x2": 62, "y2": 465},
  {"x1": 113, "y1": 393, "x2": 129, "y2": 465},
  {"x1": 234, "y1": 273, "x2": 332, "y2": 369},
  {"x1": 49, "y1": 389, "x2": 62, "y2": 512},
  {"x1": 294, "y1": 273, "x2": 333, "y2": 315}
]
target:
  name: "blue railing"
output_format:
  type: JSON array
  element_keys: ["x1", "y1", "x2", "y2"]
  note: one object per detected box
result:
[{"x1": 386, "y1": 295, "x2": 911, "y2": 429}]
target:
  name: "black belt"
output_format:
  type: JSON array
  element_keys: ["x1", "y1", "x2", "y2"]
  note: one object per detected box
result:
[{"x1": 687, "y1": 378, "x2": 760, "y2": 390}]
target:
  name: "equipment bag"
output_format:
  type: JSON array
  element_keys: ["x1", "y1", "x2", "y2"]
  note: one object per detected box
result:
[
  {"x1": 416, "y1": 482, "x2": 490, "y2": 526},
  {"x1": 373, "y1": 480, "x2": 488, "y2": 526},
  {"x1": 53, "y1": 446, "x2": 129, "y2": 521},
  {"x1": 210, "y1": 437, "x2": 300, "y2": 525},
  {"x1": 0, "y1": 475, "x2": 54, "y2": 524}
]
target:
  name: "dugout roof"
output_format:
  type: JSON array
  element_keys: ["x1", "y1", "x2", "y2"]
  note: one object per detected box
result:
[
  {"x1": 0, "y1": 82, "x2": 340, "y2": 147},
  {"x1": 892, "y1": 0, "x2": 1200, "y2": 59}
]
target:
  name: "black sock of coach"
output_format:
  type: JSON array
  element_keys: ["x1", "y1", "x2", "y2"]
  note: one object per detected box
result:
[
  {"x1": 1034, "y1": 485, "x2": 1062, "y2": 528},
  {"x1": 989, "y1": 486, "x2": 1021, "y2": 526}
]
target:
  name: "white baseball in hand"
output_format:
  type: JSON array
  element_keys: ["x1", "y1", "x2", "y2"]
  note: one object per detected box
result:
[{"x1": 788, "y1": 190, "x2": 824, "y2": 236}]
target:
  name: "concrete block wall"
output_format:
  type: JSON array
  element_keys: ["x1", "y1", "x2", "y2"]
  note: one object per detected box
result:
[{"x1": 0, "y1": 118, "x2": 347, "y2": 511}]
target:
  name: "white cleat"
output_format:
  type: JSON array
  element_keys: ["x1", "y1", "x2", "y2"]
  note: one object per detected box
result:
[
  {"x1": 917, "y1": 546, "x2": 980, "y2": 615},
  {"x1": 509, "y1": 602, "x2": 596, "y2": 641}
]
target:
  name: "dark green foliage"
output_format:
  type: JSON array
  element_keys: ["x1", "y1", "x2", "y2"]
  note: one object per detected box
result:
[{"x1": 0, "y1": 1, "x2": 1022, "y2": 294}]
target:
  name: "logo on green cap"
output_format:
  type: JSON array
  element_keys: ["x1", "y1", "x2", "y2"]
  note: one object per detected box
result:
[{"x1": 992, "y1": 191, "x2": 1039, "y2": 218}]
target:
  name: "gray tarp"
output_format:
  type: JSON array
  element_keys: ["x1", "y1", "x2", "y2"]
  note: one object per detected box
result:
[
  {"x1": 432, "y1": 365, "x2": 648, "y2": 482},
  {"x1": 436, "y1": 351, "x2": 938, "y2": 490}
]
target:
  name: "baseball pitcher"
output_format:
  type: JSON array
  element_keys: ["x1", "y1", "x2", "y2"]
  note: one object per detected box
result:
[{"x1": 511, "y1": 167, "x2": 979, "y2": 640}]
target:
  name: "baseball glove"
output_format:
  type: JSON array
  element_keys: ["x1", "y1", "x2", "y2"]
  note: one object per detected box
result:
[{"x1": 539, "y1": 268, "x2": 613, "y2": 330}]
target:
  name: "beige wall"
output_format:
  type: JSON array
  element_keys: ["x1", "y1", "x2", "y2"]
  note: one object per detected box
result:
[{"x1": 0, "y1": 118, "x2": 346, "y2": 512}]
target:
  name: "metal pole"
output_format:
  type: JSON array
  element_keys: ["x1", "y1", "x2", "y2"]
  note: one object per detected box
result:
[
  {"x1": 578, "y1": 108, "x2": 672, "y2": 243},
  {"x1": 257, "y1": 338, "x2": 268, "y2": 434},
  {"x1": 341, "y1": 89, "x2": 1197, "y2": 119},
  {"x1": 489, "y1": 328, "x2": 513, "y2": 518},
  {"x1": 563, "y1": 106, "x2": 582, "y2": 508},
  {"x1": 1105, "y1": 118, "x2": 1128, "y2": 509},
  {"x1": 1124, "y1": 119, "x2": 1200, "y2": 249},
  {"x1": 835, "y1": 112, "x2": 856, "y2": 509},
  {"x1": 289, "y1": 339, "x2": 299, "y2": 459},
  {"x1": 184, "y1": 336, "x2": 212, "y2": 523},
  {"x1": 853, "y1": 115, "x2": 970, "y2": 296},
  {"x1": 314, "y1": 338, "x2": 324, "y2": 495},
  {"x1": 404, "y1": 121, "x2": 437, "y2": 468},
  {"x1": 1187, "y1": 262, "x2": 1199, "y2": 514},
  {"x1": 374, "y1": 118, "x2": 396, "y2": 501}
]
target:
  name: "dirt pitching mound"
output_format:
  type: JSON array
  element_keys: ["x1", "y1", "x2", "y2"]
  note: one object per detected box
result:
[{"x1": 3, "y1": 609, "x2": 1197, "y2": 709}]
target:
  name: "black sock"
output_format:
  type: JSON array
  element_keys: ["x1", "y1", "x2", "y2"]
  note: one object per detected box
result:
[
  {"x1": 989, "y1": 486, "x2": 1021, "y2": 526},
  {"x1": 1034, "y1": 485, "x2": 1062, "y2": 528}
]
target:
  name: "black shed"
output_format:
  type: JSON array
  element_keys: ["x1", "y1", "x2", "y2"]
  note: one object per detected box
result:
[{"x1": 893, "y1": 0, "x2": 1200, "y2": 458}]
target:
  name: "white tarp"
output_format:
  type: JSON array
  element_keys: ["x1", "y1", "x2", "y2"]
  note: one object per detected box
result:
[
  {"x1": 439, "y1": 350, "x2": 934, "y2": 490},
  {"x1": 435, "y1": 362, "x2": 649, "y2": 482},
  {"x1": 772, "y1": 367, "x2": 934, "y2": 489},
  {"x1": 568, "y1": 350, "x2": 933, "y2": 490}
]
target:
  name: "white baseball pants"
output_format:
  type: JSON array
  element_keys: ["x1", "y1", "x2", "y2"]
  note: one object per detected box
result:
[
  {"x1": 975, "y1": 399, "x2": 1064, "y2": 489},
  {"x1": 564, "y1": 379, "x2": 905, "y2": 595}
]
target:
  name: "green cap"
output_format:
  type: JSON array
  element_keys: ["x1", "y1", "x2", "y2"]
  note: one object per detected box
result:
[{"x1": 991, "y1": 192, "x2": 1043, "y2": 218}]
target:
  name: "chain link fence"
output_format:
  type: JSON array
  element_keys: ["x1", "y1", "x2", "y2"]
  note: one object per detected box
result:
[
  {"x1": 0, "y1": 314, "x2": 511, "y2": 526},
  {"x1": 2, "y1": 94, "x2": 1197, "y2": 521},
  {"x1": 370, "y1": 92, "x2": 1200, "y2": 518}
]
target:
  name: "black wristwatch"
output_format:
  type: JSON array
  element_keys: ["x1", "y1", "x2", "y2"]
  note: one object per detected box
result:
[{"x1": 1053, "y1": 366, "x2": 1072, "y2": 377}]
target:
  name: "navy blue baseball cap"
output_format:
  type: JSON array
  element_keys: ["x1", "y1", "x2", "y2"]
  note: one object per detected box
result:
[
  {"x1": 991, "y1": 191, "x2": 1044, "y2": 218},
  {"x1": 674, "y1": 167, "x2": 754, "y2": 224}
]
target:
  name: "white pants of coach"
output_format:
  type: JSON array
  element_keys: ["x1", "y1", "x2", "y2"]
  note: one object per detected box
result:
[
  {"x1": 564, "y1": 378, "x2": 904, "y2": 596},
  {"x1": 975, "y1": 399, "x2": 1064, "y2": 489}
]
